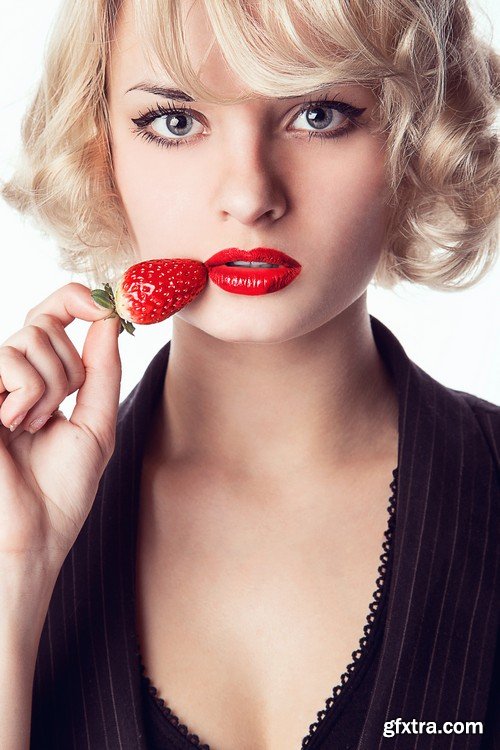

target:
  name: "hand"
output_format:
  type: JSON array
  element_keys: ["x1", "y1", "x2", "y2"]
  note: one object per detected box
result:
[{"x1": 0, "y1": 283, "x2": 122, "y2": 578}]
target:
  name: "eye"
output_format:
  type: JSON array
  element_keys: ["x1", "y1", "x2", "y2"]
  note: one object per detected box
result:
[
  {"x1": 289, "y1": 99, "x2": 366, "y2": 138},
  {"x1": 130, "y1": 97, "x2": 367, "y2": 150},
  {"x1": 131, "y1": 102, "x2": 205, "y2": 147},
  {"x1": 147, "y1": 110, "x2": 204, "y2": 139}
]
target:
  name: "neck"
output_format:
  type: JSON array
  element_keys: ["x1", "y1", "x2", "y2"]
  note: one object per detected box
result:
[{"x1": 152, "y1": 295, "x2": 398, "y2": 482}]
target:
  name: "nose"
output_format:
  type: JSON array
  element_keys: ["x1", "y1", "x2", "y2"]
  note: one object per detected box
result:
[{"x1": 213, "y1": 126, "x2": 287, "y2": 225}]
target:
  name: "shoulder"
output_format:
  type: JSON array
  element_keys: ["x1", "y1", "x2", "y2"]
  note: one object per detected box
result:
[
  {"x1": 451, "y1": 387, "x2": 500, "y2": 417},
  {"x1": 446, "y1": 387, "x2": 500, "y2": 473},
  {"x1": 404, "y1": 352, "x2": 500, "y2": 482}
]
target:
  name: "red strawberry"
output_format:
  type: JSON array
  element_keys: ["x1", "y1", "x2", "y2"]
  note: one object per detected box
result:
[{"x1": 91, "y1": 258, "x2": 208, "y2": 335}]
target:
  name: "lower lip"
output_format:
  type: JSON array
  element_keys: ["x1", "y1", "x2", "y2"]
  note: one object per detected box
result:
[{"x1": 206, "y1": 265, "x2": 301, "y2": 295}]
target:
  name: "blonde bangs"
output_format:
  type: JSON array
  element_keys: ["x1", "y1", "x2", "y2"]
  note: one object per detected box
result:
[
  {"x1": 1, "y1": 0, "x2": 499, "y2": 291},
  {"x1": 136, "y1": 0, "x2": 391, "y2": 100}
]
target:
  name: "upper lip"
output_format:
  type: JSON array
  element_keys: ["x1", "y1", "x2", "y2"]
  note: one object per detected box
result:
[{"x1": 204, "y1": 247, "x2": 301, "y2": 268}]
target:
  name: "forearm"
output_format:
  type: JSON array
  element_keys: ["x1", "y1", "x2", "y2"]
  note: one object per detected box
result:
[
  {"x1": 0, "y1": 622, "x2": 43, "y2": 750},
  {"x1": 0, "y1": 563, "x2": 57, "y2": 750}
]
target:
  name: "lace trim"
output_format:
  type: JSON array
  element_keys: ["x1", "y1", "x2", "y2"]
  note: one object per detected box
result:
[
  {"x1": 300, "y1": 466, "x2": 399, "y2": 748},
  {"x1": 136, "y1": 466, "x2": 398, "y2": 750},
  {"x1": 139, "y1": 658, "x2": 211, "y2": 750}
]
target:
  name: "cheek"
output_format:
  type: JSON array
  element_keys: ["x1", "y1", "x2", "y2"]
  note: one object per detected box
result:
[
  {"x1": 297, "y1": 138, "x2": 389, "y2": 268},
  {"x1": 111, "y1": 129, "x2": 203, "y2": 253},
  {"x1": 281, "y1": 140, "x2": 390, "y2": 316},
  {"x1": 308, "y1": 139, "x2": 387, "y2": 232}
]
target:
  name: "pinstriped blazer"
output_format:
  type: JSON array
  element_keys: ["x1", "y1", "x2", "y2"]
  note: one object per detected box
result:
[{"x1": 30, "y1": 315, "x2": 499, "y2": 749}]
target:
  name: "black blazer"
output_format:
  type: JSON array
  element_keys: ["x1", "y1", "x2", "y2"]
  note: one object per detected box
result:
[{"x1": 30, "y1": 315, "x2": 499, "y2": 749}]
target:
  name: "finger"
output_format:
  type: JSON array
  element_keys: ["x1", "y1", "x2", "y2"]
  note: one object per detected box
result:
[
  {"x1": 23, "y1": 282, "x2": 121, "y2": 436},
  {"x1": 26, "y1": 313, "x2": 86, "y2": 396},
  {"x1": 0, "y1": 280, "x2": 113, "y2": 390},
  {"x1": 21, "y1": 282, "x2": 115, "y2": 330},
  {"x1": 0, "y1": 281, "x2": 122, "y2": 450},
  {"x1": 0, "y1": 283, "x2": 113, "y2": 434},
  {"x1": 15, "y1": 326, "x2": 70, "y2": 433},
  {"x1": 0, "y1": 345, "x2": 46, "y2": 430},
  {"x1": 70, "y1": 312, "x2": 122, "y2": 456}
]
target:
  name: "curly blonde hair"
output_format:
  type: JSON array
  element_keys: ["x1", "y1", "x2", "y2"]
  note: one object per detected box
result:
[{"x1": 2, "y1": 0, "x2": 499, "y2": 291}]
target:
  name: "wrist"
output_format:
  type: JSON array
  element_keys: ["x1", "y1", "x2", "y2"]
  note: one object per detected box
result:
[{"x1": 0, "y1": 557, "x2": 58, "y2": 642}]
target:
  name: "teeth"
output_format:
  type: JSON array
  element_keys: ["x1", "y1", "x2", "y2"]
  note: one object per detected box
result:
[{"x1": 225, "y1": 261, "x2": 280, "y2": 268}]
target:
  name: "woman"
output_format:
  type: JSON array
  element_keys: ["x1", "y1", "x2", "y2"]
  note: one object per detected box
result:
[{"x1": 0, "y1": 0, "x2": 498, "y2": 748}]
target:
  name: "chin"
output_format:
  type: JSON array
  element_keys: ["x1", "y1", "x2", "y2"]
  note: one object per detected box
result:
[{"x1": 177, "y1": 311, "x2": 304, "y2": 344}]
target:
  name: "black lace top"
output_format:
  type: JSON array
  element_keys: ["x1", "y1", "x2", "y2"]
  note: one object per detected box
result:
[{"x1": 139, "y1": 467, "x2": 398, "y2": 750}]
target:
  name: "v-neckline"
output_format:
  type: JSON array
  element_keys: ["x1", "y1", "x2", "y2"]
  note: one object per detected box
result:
[{"x1": 137, "y1": 467, "x2": 398, "y2": 750}]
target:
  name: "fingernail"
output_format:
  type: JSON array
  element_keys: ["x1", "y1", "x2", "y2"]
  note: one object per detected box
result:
[
  {"x1": 27, "y1": 413, "x2": 52, "y2": 434},
  {"x1": 9, "y1": 411, "x2": 28, "y2": 432}
]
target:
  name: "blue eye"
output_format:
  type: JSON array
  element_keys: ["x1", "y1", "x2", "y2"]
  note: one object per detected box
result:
[
  {"x1": 150, "y1": 111, "x2": 203, "y2": 139},
  {"x1": 130, "y1": 98, "x2": 366, "y2": 150},
  {"x1": 131, "y1": 103, "x2": 204, "y2": 143},
  {"x1": 289, "y1": 100, "x2": 367, "y2": 137},
  {"x1": 296, "y1": 106, "x2": 338, "y2": 130}
]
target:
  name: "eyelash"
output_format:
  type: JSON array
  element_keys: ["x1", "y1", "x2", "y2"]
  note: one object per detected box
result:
[{"x1": 130, "y1": 95, "x2": 367, "y2": 150}]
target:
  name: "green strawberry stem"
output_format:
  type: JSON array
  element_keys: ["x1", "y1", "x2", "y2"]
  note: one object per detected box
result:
[{"x1": 90, "y1": 283, "x2": 136, "y2": 336}]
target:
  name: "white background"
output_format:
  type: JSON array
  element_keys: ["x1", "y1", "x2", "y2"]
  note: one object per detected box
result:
[{"x1": 0, "y1": 0, "x2": 499, "y2": 415}]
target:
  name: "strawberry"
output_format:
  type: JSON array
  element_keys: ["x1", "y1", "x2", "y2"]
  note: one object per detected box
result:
[{"x1": 91, "y1": 258, "x2": 208, "y2": 335}]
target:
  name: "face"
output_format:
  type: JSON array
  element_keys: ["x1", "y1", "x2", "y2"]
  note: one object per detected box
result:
[{"x1": 107, "y1": 0, "x2": 391, "y2": 343}]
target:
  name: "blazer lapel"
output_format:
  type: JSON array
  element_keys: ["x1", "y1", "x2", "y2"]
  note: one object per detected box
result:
[{"x1": 359, "y1": 317, "x2": 498, "y2": 748}]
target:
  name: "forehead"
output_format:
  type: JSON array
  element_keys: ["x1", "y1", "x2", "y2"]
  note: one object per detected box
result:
[
  {"x1": 110, "y1": 0, "x2": 255, "y2": 100},
  {"x1": 109, "y1": 0, "x2": 372, "y2": 105}
]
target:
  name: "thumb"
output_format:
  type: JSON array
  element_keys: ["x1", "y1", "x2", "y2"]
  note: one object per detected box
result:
[{"x1": 70, "y1": 313, "x2": 122, "y2": 450}]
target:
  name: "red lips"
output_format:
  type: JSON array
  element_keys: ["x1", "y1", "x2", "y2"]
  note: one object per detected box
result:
[
  {"x1": 204, "y1": 247, "x2": 302, "y2": 296},
  {"x1": 204, "y1": 247, "x2": 301, "y2": 268}
]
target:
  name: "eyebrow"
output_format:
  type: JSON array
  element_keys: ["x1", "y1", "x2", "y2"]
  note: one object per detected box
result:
[
  {"x1": 125, "y1": 83, "x2": 341, "y2": 101},
  {"x1": 126, "y1": 84, "x2": 195, "y2": 100}
]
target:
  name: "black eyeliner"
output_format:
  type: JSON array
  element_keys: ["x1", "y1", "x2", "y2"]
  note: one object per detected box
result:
[{"x1": 130, "y1": 97, "x2": 367, "y2": 149}]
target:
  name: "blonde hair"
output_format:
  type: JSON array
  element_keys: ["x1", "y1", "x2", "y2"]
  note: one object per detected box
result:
[{"x1": 2, "y1": 0, "x2": 499, "y2": 291}]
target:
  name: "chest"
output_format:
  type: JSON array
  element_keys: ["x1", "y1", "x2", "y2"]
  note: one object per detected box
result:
[{"x1": 135, "y1": 463, "x2": 396, "y2": 750}]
